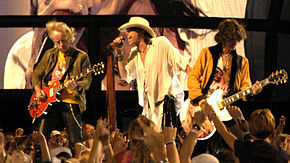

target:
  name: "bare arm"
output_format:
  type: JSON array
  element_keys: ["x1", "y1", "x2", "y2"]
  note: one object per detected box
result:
[
  {"x1": 180, "y1": 110, "x2": 204, "y2": 163},
  {"x1": 204, "y1": 104, "x2": 237, "y2": 150},
  {"x1": 96, "y1": 118, "x2": 113, "y2": 163},
  {"x1": 117, "y1": 59, "x2": 127, "y2": 79},
  {"x1": 32, "y1": 131, "x2": 51, "y2": 162},
  {"x1": 112, "y1": 36, "x2": 128, "y2": 79},
  {"x1": 226, "y1": 106, "x2": 248, "y2": 139},
  {"x1": 0, "y1": 132, "x2": 5, "y2": 163},
  {"x1": 136, "y1": 118, "x2": 168, "y2": 162},
  {"x1": 180, "y1": 130, "x2": 198, "y2": 163},
  {"x1": 162, "y1": 127, "x2": 180, "y2": 163}
]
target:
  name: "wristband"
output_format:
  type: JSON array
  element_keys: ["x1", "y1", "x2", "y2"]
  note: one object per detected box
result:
[
  {"x1": 190, "y1": 128, "x2": 199, "y2": 135},
  {"x1": 165, "y1": 140, "x2": 175, "y2": 147},
  {"x1": 193, "y1": 124, "x2": 200, "y2": 131},
  {"x1": 103, "y1": 144, "x2": 112, "y2": 151},
  {"x1": 115, "y1": 53, "x2": 124, "y2": 61},
  {"x1": 160, "y1": 158, "x2": 169, "y2": 163}
]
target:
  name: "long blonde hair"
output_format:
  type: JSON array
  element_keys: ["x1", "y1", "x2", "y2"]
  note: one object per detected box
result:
[
  {"x1": 128, "y1": 115, "x2": 158, "y2": 162},
  {"x1": 46, "y1": 20, "x2": 76, "y2": 43}
]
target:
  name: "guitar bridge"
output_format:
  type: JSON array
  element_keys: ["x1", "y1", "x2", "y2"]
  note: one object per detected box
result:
[{"x1": 216, "y1": 101, "x2": 224, "y2": 110}]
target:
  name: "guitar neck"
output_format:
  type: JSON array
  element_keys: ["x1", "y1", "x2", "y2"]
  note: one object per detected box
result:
[
  {"x1": 53, "y1": 68, "x2": 93, "y2": 93},
  {"x1": 221, "y1": 78, "x2": 269, "y2": 107}
]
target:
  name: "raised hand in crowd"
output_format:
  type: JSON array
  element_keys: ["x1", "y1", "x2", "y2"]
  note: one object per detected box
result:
[
  {"x1": 192, "y1": 110, "x2": 206, "y2": 127},
  {"x1": 31, "y1": 131, "x2": 51, "y2": 162},
  {"x1": 136, "y1": 116, "x2": 168, "y2": 162},
  {"x1": 278, "y1": 134, "x2": 290, "y2": 154},
  {"x1": 111, "y1": 129, "x2": 128, "y2": 156},
  {"x1": 226, "y1": 105, "x2": 245, "y2": 122},
  {"x1": 271, "y1": 115, "x2": 286, "y2": 144},
  {"x1": 95, "y1": 118, "x2": 113, "y2": 163},
  {"x1": 88, "y1": 121, "x2": 103, "y2": 163},
  {"x1": 96, "y1": 118, "x2": 110, "y2": 146},
  {"x1": 180, "y1": 110, "x2": 205, "y2": 163},
  {"x1": 226, "y1": 105, "x2": 249, "y2": 139},
  {"x1": 162, "y1": 126, "x2": 180, "y2": 163}
]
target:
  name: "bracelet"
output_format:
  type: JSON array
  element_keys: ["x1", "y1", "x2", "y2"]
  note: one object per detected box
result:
[
  {"x1": 115, "y1": 53, "x2": 124, "y2": 61},
  {"x1": 244, "y1": 131, "x2": 250, "y2": 135},
  {"x1": 190, "y1": 128, "x2": 199, "y2": 135},
  {"x1": 103, "y1": 144, "x2": 112, "y2": 151},
  {"x1": 160, "y1": 158, "x2": 169, "y2": 163},
  {"x1": 165, "y1": 140, "x2": 175, "y2": 147},
  {"x1": 193, "y1": 124, "x2": 200, "y2": 130}
]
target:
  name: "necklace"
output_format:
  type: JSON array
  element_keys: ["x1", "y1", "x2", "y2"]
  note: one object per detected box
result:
[
  {"x1": 222, "y1": 54, "x2": 232, "y2": 71},
  {"x1": 138, "y1": 44, "x2": 147, "y2": 54}
]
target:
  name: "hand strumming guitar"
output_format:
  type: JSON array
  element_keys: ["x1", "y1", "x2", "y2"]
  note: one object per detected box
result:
[{"x1": 34, "y1": 85, "x2": 47, "y2": 102}]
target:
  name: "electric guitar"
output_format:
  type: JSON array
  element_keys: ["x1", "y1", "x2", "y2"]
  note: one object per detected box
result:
[
  {"x1": 28, "y1": 62, "x2": 105, "y2": 123},
  {"x1": 180, "y1": 69, "x2": 288, "y2": 140}
]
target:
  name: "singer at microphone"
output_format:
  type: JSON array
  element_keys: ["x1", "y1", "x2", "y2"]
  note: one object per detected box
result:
[{"x1": 108, "y1": 36, "x2": 125, "y2": 48}]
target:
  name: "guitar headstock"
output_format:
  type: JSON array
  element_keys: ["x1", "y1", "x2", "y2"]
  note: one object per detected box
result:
[
  {"x1": 268, "y1": 69, "x2": 288, "y2": 85},
  {"x1": 92, "y1": 62, "x2": 105, "y2": 75}
]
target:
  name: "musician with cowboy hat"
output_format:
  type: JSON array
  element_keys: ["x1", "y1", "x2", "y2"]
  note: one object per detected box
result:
[{"x1": 112, "y1": 16, "x2": 191, "y2": 131}]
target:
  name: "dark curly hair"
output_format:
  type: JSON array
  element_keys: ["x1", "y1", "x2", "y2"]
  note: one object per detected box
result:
[
  {"x1": 214, "y1": 19, "x2": 247, "y2": 44},
  {"x1": 127, "y1": 27, "x2": 153, "y2": 45}
]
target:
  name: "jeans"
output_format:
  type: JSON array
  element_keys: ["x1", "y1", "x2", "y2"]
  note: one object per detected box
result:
[{"x1": 39, "y1": 102, "x2": 83, "y2": 152}]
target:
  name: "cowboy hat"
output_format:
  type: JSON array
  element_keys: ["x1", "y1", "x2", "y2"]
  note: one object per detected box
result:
[{"x1": 118, "y1": 16, "x2": 156, "y2": 38}]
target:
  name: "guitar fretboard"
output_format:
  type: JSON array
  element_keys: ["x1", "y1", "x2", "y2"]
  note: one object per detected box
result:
[
  {"x1": 221, "y1": 78, "x2": 269, "y2": 108},
  {"x1": 52, "y1": 63, "x2": 104, "y2": 93}
]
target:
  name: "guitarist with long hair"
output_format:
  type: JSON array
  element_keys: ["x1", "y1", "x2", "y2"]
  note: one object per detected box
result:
[
  {"x1": 187, "y1": 19, "x2": 262, "y2": 156},
  {"x1": 31, "y1": 20, "x2": 92, "y2": 153}
]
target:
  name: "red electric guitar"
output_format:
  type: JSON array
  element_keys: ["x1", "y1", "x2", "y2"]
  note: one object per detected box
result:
[
  {"x1": 28, "y1": 62, "x2": 105, "y2": 123},
  {"x1": 180, "y1": 69, "x2": 288, "y2": 140}
]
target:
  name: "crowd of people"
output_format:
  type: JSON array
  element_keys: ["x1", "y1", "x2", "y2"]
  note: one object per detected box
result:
[
  {"x1": 0, "y1": 16, "x2": 289, "y2": 162},
  {"x1": 0, "y1": 107, "x2": 289, "y2": 162}
]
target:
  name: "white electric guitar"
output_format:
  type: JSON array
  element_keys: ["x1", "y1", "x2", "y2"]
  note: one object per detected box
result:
[{"x1": 180, "y1": 69, "x2": 288, "y2": 140}]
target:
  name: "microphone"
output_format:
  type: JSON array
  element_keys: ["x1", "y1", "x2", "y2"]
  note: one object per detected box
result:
[{"x1": 108, "y1": 36, "x2": 125, "y2": 47}]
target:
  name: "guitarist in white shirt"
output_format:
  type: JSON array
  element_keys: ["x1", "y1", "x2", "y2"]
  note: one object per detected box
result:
[
  {"x1": 32, "y1": 21, "x2": 92, "y2": 154},
  {"x1": 187, "y1": 19, "x2": 262, "y2": 156}
]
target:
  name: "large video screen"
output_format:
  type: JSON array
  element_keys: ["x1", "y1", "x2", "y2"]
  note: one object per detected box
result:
[{"x1": 1, "y1": 0, "x2": 249, "y2": 90}]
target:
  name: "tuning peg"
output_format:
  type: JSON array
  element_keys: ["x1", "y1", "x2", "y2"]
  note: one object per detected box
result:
[
  {"x1": 56, "y1": 100, "x2": 60, "y2": 102},
  {"x1": 43, "y1": 111, "x2": 47, "y2": 115},
  {"x1": 56, "y1": 92, "x2": 60, "y2": 96},
  {"x1": 48, "y1": 103, "x2": 52, "y2": 106}
]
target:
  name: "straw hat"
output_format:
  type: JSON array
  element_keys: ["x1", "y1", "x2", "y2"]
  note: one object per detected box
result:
[
  {"x1": 118, "y1": 16, "x2": 156, "y2": 38},
  {"x1": 50, "y1": 147, "x2": 73, "y2": 158},
  {"x1": 50, "y1": 130, "x2": 61, "y2": 138}
]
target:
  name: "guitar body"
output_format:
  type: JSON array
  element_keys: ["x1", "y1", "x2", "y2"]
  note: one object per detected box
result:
[
  {"x1": 29, "y1": 81, "x2": 59, "y2": 118},
  {"x1": 28, "y1": 62, "x2": 105, "y2": 121},
  {"x1": 180, "y1": 69, "x2": 288, "y2": 141},
  {"x1": 206, "y1": 89, "x2": 232, "y2": 121},
  {"x1": 180, "y1": 90, "x2": 232, "y2": 140}
]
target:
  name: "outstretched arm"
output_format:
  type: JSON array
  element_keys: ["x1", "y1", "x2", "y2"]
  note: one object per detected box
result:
[
  {"x1": 162, "y1": 127, "x2": 180, "y2": 163},
  {"x1": 204, "y1": 103, "x2": 237, "y2": 150},
  {"x1": 32, "y1": 131, "x2": 51, "y2": 162}
]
